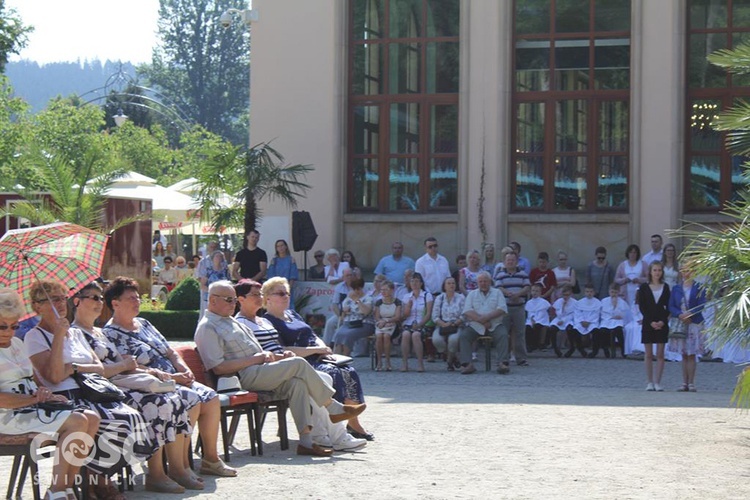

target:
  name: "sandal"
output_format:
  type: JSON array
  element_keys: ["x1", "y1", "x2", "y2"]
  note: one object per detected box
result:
[
  {"x1": 677, "y1": 384, "x2": 689, "y2": 392},
  {"x1": 200, "y1": 458, "x2": 238, "y2": 477},
  {"x1": 44, "y1": 490, "x2": 69, "y2": 500},
  {"x1": 688, "y1": 384, "x2": 697, "y2": 392}
]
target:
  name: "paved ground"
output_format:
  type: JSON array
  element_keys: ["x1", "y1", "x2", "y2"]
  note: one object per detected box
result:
[{"x1": 8, "y1": 350, "x2": 750, "y2": 499}]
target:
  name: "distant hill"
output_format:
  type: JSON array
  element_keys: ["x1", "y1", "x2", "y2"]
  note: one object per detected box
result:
[{"x1": 5, "y1": 60, "x2": 140, "y2": 113}]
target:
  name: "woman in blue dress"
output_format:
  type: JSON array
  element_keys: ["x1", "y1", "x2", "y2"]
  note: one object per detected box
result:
[
  {"x1": 262, "y1": 277, "x2": 374, "y2": 441},
  {"x1": 267, "y1": 239, "x2": 299, "y2": 308}
]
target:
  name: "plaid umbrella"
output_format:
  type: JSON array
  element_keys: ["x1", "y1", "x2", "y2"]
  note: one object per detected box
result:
[{"x1": 0, "y1": 222, "x2": 109, "y2": 319}]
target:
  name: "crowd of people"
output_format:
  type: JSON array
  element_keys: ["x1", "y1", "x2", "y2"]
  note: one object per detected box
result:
[
  {"x1": 318, "y1": 235, "x2": 708, "y2": 393},
  {"x1": 0, "y1": 272, "x2": 371, "y2": 499}
]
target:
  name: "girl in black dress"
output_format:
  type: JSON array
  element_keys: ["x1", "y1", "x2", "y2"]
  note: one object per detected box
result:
[{"x1": 638, "y1": 261, "x2": 671, "y2": 392}]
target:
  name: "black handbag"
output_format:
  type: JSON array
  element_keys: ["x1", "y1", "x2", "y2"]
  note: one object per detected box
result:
[
  {"x1": 346, "y1": 320, "x2": 364, "y2": 328},
  {"x1": 39, "y1": 328, "x2": 126, "y2": 404},
  {"x1": 74, "y1": 373, "x2": 127, "y2": 403}
]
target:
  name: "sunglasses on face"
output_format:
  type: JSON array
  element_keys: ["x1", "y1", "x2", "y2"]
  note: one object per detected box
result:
[
  {"x1": 34, "y1": 296, "x2": 66, "y2": 305},
  {"x1": 79, "y1": 295, "x2": 104, "y2": 302},
  {"x1": 427, "y1": 244, "x2": 438, "y2": 249},
  {"x1": 0, "y1": 324, "x2": 20, "y2": 331},
  {"x1": 269, "y1": 291, "x2": 290, "y2": 297},
  {"x1": 212, "y1": 295, "x2": 237, "y2": 304}
]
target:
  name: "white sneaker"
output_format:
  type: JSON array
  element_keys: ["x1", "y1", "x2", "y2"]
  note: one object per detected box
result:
[
  {"x1": 471, "y1": 352, "x2": 478, "y2": 362},
  {"x1": 333, "y1": 434, "x2": 367, "y2": 451},
  {"x1": 646, "y1": 383, "x2": 655, "y2": 391},
  {"x1": 313, "y1": 436, "x2": 333, "y2": 448},
  {"x1": 654, "y1": 383, "x2": 664, "y2": 392}
]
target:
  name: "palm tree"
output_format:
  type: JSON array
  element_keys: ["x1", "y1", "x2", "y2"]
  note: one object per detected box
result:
[
  {"x1": 0, "y1": 144, "x2": 137, "y2": 233},
  {"x1": 674, "y1": 43, "x2": 750, "y2": 407},
  {"x1": 194, "y1": 142, "x2": 312, "y2": 236}
]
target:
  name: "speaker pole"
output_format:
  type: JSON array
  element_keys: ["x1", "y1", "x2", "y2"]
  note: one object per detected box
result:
[{"x1": 303, "y1": 249, "x2": 309, "y2": 280}]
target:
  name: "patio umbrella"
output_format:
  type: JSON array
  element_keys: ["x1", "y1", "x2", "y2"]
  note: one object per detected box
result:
[{"x1": 0, "y1": 222, "x2": 109, "y2": 319}]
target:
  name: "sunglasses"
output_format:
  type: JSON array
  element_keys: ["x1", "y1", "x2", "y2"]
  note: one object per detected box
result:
[
  {"x1": 79, "y1": 295, "x2": 104, "y2": 302},
  {"x1": 212, "y1": 295, "x2": 237, "y2": 304},
  {"x1": 240, "y1": 292, "x2": 263, "y2": 298},
  {"x1": 0, "y1": 324, "x2": 20, "y2": 331},
  {"x1": 269, "y1": 291, "x2": 290, "y2": 297},
  {"x1": 427, "y1": 244, "x2": 438, "y2": 249}
]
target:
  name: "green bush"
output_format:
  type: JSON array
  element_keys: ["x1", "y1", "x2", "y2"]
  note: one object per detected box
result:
[
  {"x1": 139, "y1": 310, "x2": 200, "y2": 340},
  {"x1": 166, "y1": 278, "x2": 201, "y2": 311}
]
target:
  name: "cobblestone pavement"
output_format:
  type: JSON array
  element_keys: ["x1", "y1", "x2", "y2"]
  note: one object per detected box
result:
[{"x1": 7, "y1": 348, "x2": 750, "y2": 499}]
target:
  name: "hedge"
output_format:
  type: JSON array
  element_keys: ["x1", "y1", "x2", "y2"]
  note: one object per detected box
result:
[
  {"x1": 166, "y1": 278, "x2": 201, "y2": 311},
  {"x1": 139, "y1": 310, "x2": 199, "y2": 340}
]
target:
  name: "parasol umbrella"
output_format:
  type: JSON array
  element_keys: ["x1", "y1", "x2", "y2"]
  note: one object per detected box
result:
[{"x1": 0, "y1": 222, "x2": 109, "y2": 319}]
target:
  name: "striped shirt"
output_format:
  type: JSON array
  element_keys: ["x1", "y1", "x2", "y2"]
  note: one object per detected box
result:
[{"x1": 492, "y1": 265, "x2": 531, "y2": 306}]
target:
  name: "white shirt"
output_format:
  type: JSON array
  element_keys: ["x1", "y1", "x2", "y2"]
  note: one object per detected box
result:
[
  {"x1": 463, "y1": 287, "x2": 508, "y2": 332},
  {"x1": 573, "y1": 297, "x2": 601, "y2": 335},
  {"x1": 642, "y1": 250, "x2": 663, "y2": 265},
  {"x1": 552, "y1": 297, "x2": 577, "y2": 329},
  {"x1": 525, "y1": 297, "x2": 551, "y2": 326},
  {"x1": 415, "y1": 253, "x2": 451, "y2": 295},
  {"x1": 599, "y1": 296, "x2": 631, "y2": 329}
]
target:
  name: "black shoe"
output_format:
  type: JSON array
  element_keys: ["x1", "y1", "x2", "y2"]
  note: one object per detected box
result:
[
  {"x1": 554, "y1": 348, "x2": 563, "y2": 358},
  {"x1": 347, "y1": 426, "x2": 375, "y2": 441},
  {"x1": 603, "y1": 349, "x2": 611, "y2": 358},
  {"x1": 579, "y1": 349, "x2": 588, "y2": 358},
  {"x1": 588, "y1": 351, "x2": 596, "y2": 358},
  {"x1": 564, "y1": 349, "x2": 574, "y2": 358}
]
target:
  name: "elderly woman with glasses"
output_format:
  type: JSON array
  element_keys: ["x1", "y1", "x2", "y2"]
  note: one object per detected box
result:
[
  {"x1": 261, "y1": 277, "x2": 374, "y2": 441},
  {"x1": 23, "y1": 280, "x2": 155, "y2": 500},
  {"x1": 73, "y1": 282, "x2": 198, "y2": 493},
  {"x1": 101, "y1": 277, "x2": 237, "y2": 481},
  {"x1": 0, "y1": 287, "x2": 100, "y2": 500}
]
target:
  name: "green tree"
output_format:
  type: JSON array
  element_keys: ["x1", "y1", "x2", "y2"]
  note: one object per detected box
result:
[
  {"x1": 0, "y1": 75, "x2": 29, "y2": 186},
  {"x1": 195, "y1": 142, "x2": 312, "y2": 236},
  {"x1": 675, "y1": 42, "x2": 750, "y2": 408},
  {"x1": 0, "y1": 0, "x2": 32, "y2": 73},
  {"x1": 140, "y1": 0, "x2": 251, "y2": 145}
]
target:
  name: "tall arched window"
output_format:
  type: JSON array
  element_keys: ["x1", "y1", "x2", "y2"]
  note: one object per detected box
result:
[
  {"x1": 512, "y1": 0, "x2": 631, "y2": 212},
  {"x1": 348, "y1": 0, "x2": 460, "y2": 213}
]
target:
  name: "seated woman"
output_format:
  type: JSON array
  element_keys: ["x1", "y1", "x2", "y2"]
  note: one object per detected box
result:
[
  {"x1": 262, "y1": 277, "x2": 374, "y2": 441},
  {"x1": 72, "y1": 282, "x2": 199, "y2": 493},
  {"x1": 400, "y1": 272, "x2": 434, "y2": 372},
  {"x1": 431, "y1": 277, "x2": 465, "y2": 371},
  {"x1": 101, "y1": 277, "x2": 237, "y2": 479},
  {"x1": 233, "y1": 280, "x2": 367, "y2": 451},
  {"x1": 332, "y1": 278, "x2": 375, "y2": 357},
  {"x1": 23, "y1": 280, "x2": 155, "y2": 500},
  {"x1": 373, "y1": 280, "x2": 402, "y2": 372},
  {"x1": 0, "y1": 287, "x2": 99, "y2": 500}
]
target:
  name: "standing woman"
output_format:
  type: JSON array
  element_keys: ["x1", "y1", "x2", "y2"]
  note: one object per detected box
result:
[
  {"x1": 668, "y1": 266, "x2": 706, "y2": 392},
  {"x1": 661, "y1": 243, "x2": 681, "y2": 289},
  {"x1": 73, "y1": 282, "x2": 199, "y2": 492},
  {"x1": 154, "y1": 241, "x2": 166, "y2": 269},
  {"x1": 0, "y1": 288, "x2": 99, "y2": 500},
  {"x1": 373, "y1": 280, "x2": 402, "y2": 372},
  {"x1": 638, "y1": 261, "x2": 671, "y2": 391},
  {"x1": 341, "y1": 251, "x2": 361, "y2": 279},
  {"x1": 481, "y1": 244, "x2": 496, "y2": 274},
  {"x1": 205, "y1": 251, "x2": 230, "y2": 287},
  {"x1": 551, "y1": 251, "x2": 577, "y2": 301},
  {"x1": 458, "y1": 250, "x2": 482, "y2": 295},
  {"x1": 267, "y1": 239, "x2": 299, "y2": 285},
  {"x1": 615, "y1": 244, "x2": 649, "y2": 305},
  {"x1": 431, "y1": 277, "x2": 465, "y2": 371},
  {"x1": 400, "y1": 272, "x2": 434, "y2": 372},
  {"x1": 23, "y1": 280, "x2": 156, "y2": 499}
]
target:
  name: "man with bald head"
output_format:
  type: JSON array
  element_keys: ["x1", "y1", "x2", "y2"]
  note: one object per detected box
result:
[
  {"x1": 374, "y1": 242, "x2": 415, "y2": 285},
  {"x1": 195, "y1": 281, "x2": 366, "y2": 457}
]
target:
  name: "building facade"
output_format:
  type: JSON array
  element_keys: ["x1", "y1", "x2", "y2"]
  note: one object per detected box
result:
[{"x1": 249, "y1": 0, "x2": 748, "y2": 273}]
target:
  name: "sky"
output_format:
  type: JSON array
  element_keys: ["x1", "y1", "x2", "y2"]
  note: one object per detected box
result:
[{"x1": 6, "y1": 0, "x2": 160, "y2": 64}]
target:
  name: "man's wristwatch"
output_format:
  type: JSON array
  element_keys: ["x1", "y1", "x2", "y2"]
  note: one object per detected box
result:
[{"x1": 72, "y1": 363, "x2": 79, "y2": 375}]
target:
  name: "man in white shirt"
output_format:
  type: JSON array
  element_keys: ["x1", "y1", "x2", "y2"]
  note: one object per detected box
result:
[
  {"x1": 459, "y1": 272, "x2": 509, "y2": 375},
  {"x1": 642, "y1": 234, "x2": 663, "y2": 265},
  {"x1": 414, "y1": 237, "x2": 451, "y2": 295}
]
